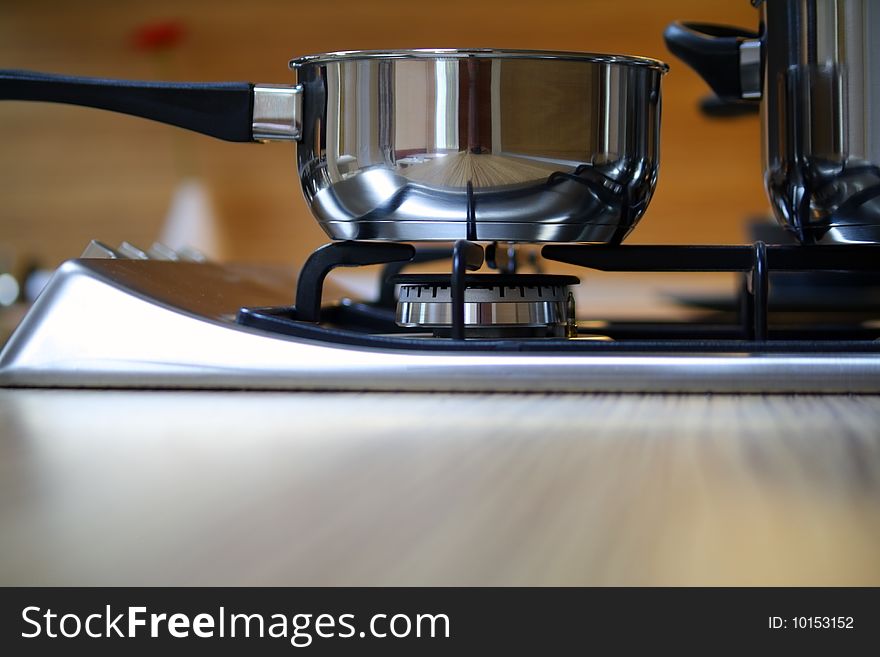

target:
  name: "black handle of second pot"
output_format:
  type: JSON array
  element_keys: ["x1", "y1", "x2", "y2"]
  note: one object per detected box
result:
[
  {"x1": 0, "y1": 69, "x2": 254, "y2": 142},
  {"x1": 663, "y1": 22, "x2": 757, "y2": 100}
]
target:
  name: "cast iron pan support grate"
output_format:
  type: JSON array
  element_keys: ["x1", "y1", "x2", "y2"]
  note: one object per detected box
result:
[
  {"x1": 294, "y1": 241, "x2": 415, "y2": 322},
  {"x1": 542, "y1": 241, "x2": 880, "y2": 340},
  {"x1": 292, "y1": 239, "x2": 483, "y2": 340},
  {"x1": 450, "y1": 240, "x2": 486, "y2": 340}
]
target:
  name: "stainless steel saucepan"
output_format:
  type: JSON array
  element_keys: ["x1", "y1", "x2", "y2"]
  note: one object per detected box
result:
[{"x1": 1, "y1": 49, "x2": 668, "y2": 243}]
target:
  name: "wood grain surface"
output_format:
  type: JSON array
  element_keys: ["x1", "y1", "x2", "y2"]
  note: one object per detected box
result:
[{"x1": 1, "y1": 389, "x2": 878, "y2": 586}]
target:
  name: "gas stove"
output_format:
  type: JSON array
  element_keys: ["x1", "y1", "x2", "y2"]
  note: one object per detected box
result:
[{"x1": 2, "y1": 237, "x2": 880, "y2": 392}]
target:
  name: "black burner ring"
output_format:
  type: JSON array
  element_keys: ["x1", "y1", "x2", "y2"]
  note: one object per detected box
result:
[{"x1": 388, "y1": 273, "x2": 581, "y2": 288}]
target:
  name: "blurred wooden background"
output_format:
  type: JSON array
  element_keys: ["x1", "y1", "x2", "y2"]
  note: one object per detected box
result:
[{"x1": 0, "y1": 0, "x2": 767, "y2": 273}]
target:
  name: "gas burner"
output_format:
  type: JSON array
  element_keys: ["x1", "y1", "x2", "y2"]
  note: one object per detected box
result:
[{"x1": 392, "y1": 274, "x2": 579, "y2": 338}]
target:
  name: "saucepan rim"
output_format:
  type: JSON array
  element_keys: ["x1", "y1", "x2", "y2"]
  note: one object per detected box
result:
[{"x1": 289, "y1": 48, "x2": 669, "y2": 73}]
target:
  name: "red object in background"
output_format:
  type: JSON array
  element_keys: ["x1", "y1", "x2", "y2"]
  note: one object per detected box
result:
[{"x1": 131, "y1": 20, "x2": 186, "y2": 52}]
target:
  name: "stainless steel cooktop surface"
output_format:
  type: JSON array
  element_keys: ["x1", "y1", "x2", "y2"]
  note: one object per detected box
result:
[{"x1": 2, "y1": 240, "x2": 879, "y2": 393}]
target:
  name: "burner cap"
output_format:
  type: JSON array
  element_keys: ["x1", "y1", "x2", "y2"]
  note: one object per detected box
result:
[
  {"x1": 392, "y1": 273, "x2": 578, "y2": 337},
  {"x1": 389, "y1": 273, "x2": 580, "y2": 288}
]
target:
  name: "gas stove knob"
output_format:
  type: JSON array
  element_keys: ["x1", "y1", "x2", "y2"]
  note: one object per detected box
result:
[
  {"x1": 117, "y1": 242, "x2": 150, "y2": 259},
  {"x1": 146, "y1": 242, "x2": 180, "y2": 261},
  {"x1": 80, "y1": 240, "x2": 121, "y2": 259},
  {"x1": 174, "y1": 246, "x2": 208, "y2": 263}
]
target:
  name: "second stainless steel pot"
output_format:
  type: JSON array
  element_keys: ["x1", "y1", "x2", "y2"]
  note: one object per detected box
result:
[
  {"x1": 1, "y1": 49, "x2": 668, "y2": 243},
  {"x1": 665, "y1": 1, "x2": 880, "y2": 245}
]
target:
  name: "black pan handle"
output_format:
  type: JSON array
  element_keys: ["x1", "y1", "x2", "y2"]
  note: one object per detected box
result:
[
  {"x1": 664, "y1": 22, "x2": 759, "y2": 101},
  {"x1": 0, "y1": 69, "x2": 255, "y2": 142},
  {"x1": 699, "y1": 94, "x2": 760, "y2": 118}
]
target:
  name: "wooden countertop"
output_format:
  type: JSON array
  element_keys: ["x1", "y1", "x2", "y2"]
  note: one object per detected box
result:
[{"x1": 1, "y1": 389, "x2": 879, "y2": 586}]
